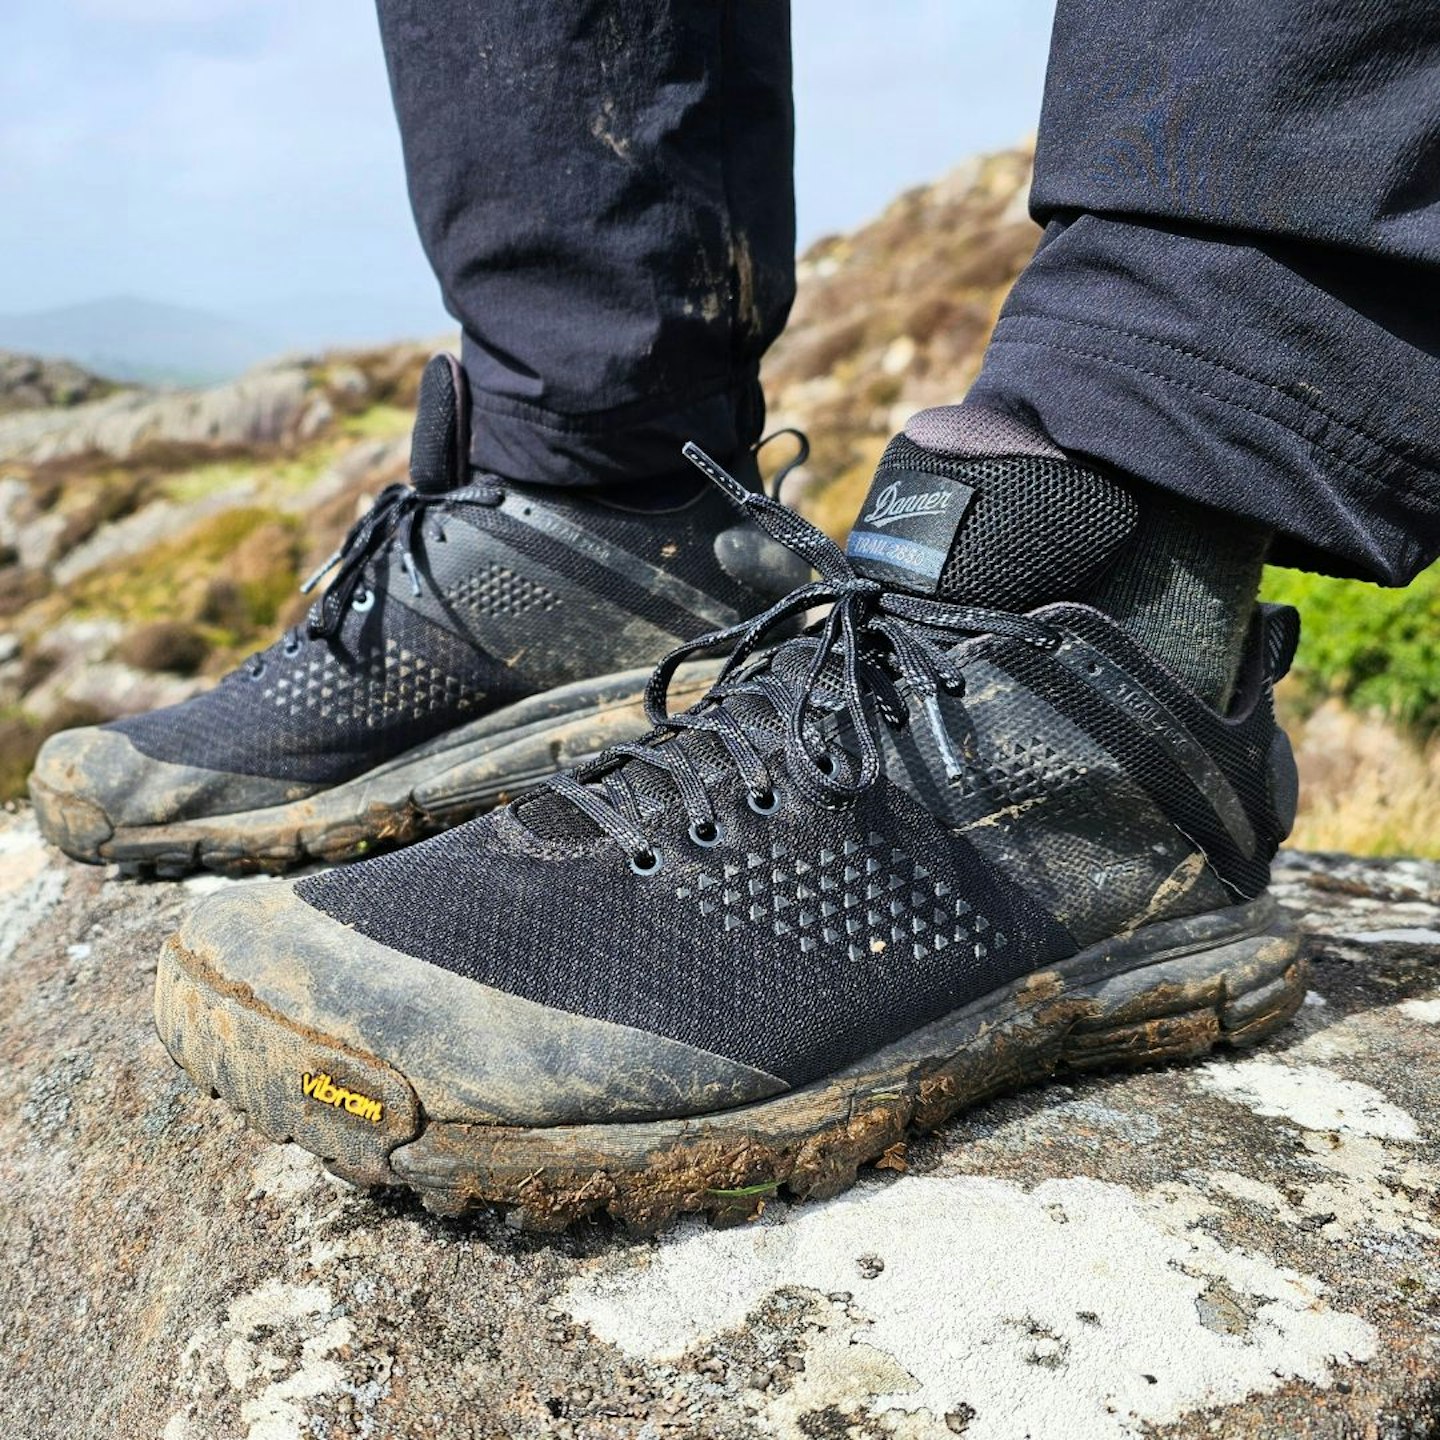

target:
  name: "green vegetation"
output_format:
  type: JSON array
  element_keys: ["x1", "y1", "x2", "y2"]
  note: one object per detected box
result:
[
  {"x1": 1263, "y1": 565, "x2": 1440, "y2": 735},
  {"x1": 63, "y1": 505, "x2": 303, "y2": 655},
  {"x1": 340, "y1": 404, "x2": 414, "y2": 441}
]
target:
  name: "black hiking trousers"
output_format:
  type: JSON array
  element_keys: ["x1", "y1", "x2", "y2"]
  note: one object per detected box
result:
[{"x1": 378, "y1": 0, "x2": 1440, "y2": 583}]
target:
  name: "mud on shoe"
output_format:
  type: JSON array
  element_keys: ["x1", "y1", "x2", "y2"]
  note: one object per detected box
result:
[
  {"x1": 30, "y1": 355, "x2": 807, "y2": 877},
  {"x1": 155, "y1": 433, "x2": 1306, "y2": 1231}
]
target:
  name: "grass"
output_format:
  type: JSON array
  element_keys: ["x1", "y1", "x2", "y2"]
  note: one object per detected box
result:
[
  {"x1": 1259, "y1": 566, "x2": 1440, "y2": 857},
  {"x1": 61, "y1": 506, "x2": 302, "y2": 646},
  {"x1": 340, "y1": 403, "x2": 415, "y2": 442}
]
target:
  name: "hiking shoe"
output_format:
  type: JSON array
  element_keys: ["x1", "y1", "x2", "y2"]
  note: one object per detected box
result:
[
  {"x1": 30, "y1": 355, "x2": 807, "y2": 876},
  {"x1": 155, "y1": 428, "x2": 1306, "y2": 1231}
]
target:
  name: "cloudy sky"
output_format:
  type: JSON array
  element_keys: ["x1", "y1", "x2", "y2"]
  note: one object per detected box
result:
[{"x1": 1, "y1": 0, "x2": 1054, "y2": 341}]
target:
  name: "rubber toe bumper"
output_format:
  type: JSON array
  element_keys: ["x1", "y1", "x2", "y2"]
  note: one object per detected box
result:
[{"x1": 155, "y1": 879, "x2": 785, "y2": 1182}]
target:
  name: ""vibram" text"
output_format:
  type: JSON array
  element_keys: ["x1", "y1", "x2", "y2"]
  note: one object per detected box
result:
[{"x1": 301, "y1": 1071, "x2": 384, "y2": 1124}]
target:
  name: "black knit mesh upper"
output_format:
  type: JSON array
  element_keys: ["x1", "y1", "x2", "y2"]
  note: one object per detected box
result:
[
  {"x1": 109, "y1": 592, "x2": 521, "y2": 784},
  {"x1": 297, "y1": 770, "x2": 1073, "y2": 1085},
  {"x1": 296, "y1": 594, "x2": 1292, "y2": 1081}
]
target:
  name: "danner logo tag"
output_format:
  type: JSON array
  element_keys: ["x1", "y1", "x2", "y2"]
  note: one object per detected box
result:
[
  {"x1": 301, "y1": 1071, "x2": 384, "y2": 1125},
  {"x1": 861, "y1": 479, "x2": 955, "y2": 529}
]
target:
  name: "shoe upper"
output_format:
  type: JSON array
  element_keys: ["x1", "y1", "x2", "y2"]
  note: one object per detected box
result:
[
  {"x1": 290, "y1": 444, "x2": 1300, "y2": 1102},
  {"x1": 78, "y1": 356, "x2": 806, "y2": 799}
]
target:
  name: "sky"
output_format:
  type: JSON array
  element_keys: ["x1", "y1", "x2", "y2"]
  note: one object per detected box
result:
[{"x1": 0, "y1": 0, "x2": 1055, "y2": 343}]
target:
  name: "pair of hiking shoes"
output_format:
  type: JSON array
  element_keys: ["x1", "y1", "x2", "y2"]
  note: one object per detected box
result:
[{"x1": 31, "y1": 356, "x2": 1305, "y2": 1233}]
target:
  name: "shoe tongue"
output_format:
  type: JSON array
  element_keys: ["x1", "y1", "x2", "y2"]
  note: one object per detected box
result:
[
  {"x1": 409, "y1": 353, "x2": 471, "y2": 494},
  {"x1": 844, "y1": 405, "x2": 1138, "y2": 609}
]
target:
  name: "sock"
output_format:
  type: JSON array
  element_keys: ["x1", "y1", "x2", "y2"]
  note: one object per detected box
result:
[
  {"x1": 1087, "y1": 488, "x2": 1269, "y2": 707},
  {"x1": 845, "y1": 404, "x2": 1269, "y2": 708}
]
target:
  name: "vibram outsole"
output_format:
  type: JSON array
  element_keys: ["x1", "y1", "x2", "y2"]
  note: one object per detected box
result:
[{"x1": 155, "y1": 895, "x2": 1304, "y2": 1233}]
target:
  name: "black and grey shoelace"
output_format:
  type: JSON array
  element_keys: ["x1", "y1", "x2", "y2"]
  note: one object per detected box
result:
[
  {"x1": 241, "y1": 476, "x2": 505, "y2": 678},
  {"x1": 543, "y1": 443, "x2": 1062, "y2": 873}
]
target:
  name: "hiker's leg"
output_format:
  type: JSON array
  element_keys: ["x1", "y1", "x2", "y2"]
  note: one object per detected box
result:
[
  {"x1": 376, "y1": 0, "x2": 796, "y2": 487},
  {"x1": 967, "y1": 0, "x2": 1440, "y2": 586}
]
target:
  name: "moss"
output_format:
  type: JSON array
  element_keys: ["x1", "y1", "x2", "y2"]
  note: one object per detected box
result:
[
  {"x1": 340, "y1": 404, "x2": 415, "y2": 442},
  {"x1": 62, "y1": 506, "x2": 302, "y2": 663}
]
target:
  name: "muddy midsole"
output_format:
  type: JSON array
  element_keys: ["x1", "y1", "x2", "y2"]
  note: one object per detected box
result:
[{"x1": 156, "y1": 894, "x2": 1304, "y2": 1230}]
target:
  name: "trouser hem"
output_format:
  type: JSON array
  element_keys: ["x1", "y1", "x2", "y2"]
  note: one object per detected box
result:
[
  {"x1": 973, "y1": 313, "x2": 1440, "y2": 584},
  {"x1": 462, "y1": 336, "x2": 765, "y2": 489}
]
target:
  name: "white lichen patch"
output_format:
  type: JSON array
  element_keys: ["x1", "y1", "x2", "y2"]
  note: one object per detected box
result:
[
  {"x1": 1341, "y1": 928, "x2": 1440, "y2": 947},
  {"x1": 561, "y1": 1176, "x2": 1374, "y2": 1440},
  {"x1": 166, "y1": 1279, "x2": 361, "y2": 1440},
  {"x1": 1399, "y1": 998, "x2": 1440, "y2": 1025},
  {"x1": 0, "y1": 818, "x2": 64, "y2": 969},
  {"x1": 1206, "y1": 1141, "x2": 1440, "y2": 1244},
  {"x1": 247, "y1": 1144, "x2": 328, "y2": 1204},
  {"x1": 1197, "y1": 1058, "x2": 1420, "y2": 1141}
]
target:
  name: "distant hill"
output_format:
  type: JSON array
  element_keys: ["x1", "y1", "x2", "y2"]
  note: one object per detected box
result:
[
  {"x1": 0, "y1": 293, "x2": 452, "y2": 390},
  {"x1": 0, "y1": 298, "x2": 277, "y2": 387}
]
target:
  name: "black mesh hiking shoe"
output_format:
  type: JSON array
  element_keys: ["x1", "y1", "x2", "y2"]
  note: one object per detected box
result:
[
  {"x1": 155, "y1": 430, "x2": 1306, "y2": 1231},
  {"x1": 30, "y1": 356, "x2": 807, "y2": 876}
]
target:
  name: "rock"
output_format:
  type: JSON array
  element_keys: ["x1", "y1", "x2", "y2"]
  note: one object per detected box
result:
[
  {"x1": 297, "y1": 395, "x2": 335, "y2": 441},
  {"x1": 23, "y1": 654, "x2": 208, "y2": 723},
  {"x1": 49, "y1": 483, "x2": 256, "y2": 588},
  {"x1": 327, "y1": 363, "x2": 371, "y2": 400},
  {"x1": 0, "y1": 350, "x2": 121, "y2": 416},
  {"x1": 0, "y1": 474, "x2": 68, "y2": 572},
  {"x1": 0, "y1": 815, "x2": 1437, "y2": 1440},
  {"x1": 0, "y1": 364, "x2": 313, "y2": 465}
]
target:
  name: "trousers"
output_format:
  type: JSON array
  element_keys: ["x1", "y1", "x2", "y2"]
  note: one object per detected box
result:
[{"x1": 377, "y1": 0, "x2": 1440, "y2": 581}]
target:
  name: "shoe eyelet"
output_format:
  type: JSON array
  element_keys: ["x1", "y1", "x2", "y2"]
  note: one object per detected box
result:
[
  {"x1": 687, "y1": 820, "x2": 722, "y2": 848},
  {"x1": 746, "y1": 787, "x2": 781, "y2": 816},
  {"x1": 248, "y1": 661, "x2": 266, "y2": 681},
  {"x1": 814, "y1": 753, "x2": 836, "y2": 776},
  {"x1": 352, "y1": 588, "x2": 375, "y2": 613},
  {"x1": 282, "y1": 638, "x2": 303, "y2": 657},
  {"x1": 1086, "y1": 660, "x2": 1101, "y2": 675},
  {"x1": 629, "y1": 848, "x2": 663, "y2": 876}
]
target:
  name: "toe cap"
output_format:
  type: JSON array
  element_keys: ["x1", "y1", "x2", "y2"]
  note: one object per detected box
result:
[
  {"x1": 163, "y1": 879, "x2": 785, "y2": 1127},
  {"x1": 30, "y1": 724, "x2": 313, "y2": 857}
]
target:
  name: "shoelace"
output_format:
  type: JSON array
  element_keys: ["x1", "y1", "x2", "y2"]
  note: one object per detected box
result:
[
  {"x1": 542, "y1": 443, "x2": 1062, "y2": 871},
  {"x1": 243, "y1": 476, "x2": 504, "y2": 676},
  {"x1": 245, "y1": 426, "x2": 811, "y2": 678}
]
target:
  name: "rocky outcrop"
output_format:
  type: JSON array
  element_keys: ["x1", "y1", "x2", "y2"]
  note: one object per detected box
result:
[
  {"x1": 0, "y1": 350, "x2": 120, "y2": 416},
  {"x1": 0, "y1": 362, "x2": 316, "y2": 465},
  {"x1": 1, "y1": 812, "x2": 1437, "y2": 1440},
  {"x1": 0, "y1": 345, "x2": 429, "y2": 790}
]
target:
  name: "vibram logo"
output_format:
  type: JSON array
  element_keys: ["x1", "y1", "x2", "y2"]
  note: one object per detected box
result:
[{"x1": 301, "y1": 1071, "x2": 384, "y2": 1125}]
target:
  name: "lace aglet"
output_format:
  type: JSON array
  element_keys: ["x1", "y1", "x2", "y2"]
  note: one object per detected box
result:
[
  {"x1": 922, "y1": 693, "x2": 966, "y2": 782},
  {"x1": 401, "y1": 551, "x2": 423, "y2": 597},
  {"x1": 300, "y1": 548, "x2": 342, "y2": 595},
  {"x1": 682, "y1": 442, "x2": 753, "y2": 507}
]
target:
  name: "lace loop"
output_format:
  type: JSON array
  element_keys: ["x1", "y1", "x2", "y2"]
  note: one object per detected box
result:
[{"x1": 539, "y1": 445, "x2": 1062, "y2": 865}]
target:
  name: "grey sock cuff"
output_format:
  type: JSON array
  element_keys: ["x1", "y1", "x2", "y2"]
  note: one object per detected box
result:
[
  {"x1": 1089, "y1": 491, "x2": 1271, "y2": 708},
  {"x1": 904, "y1": 404, "x2": 1066, "y2": 461}
]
